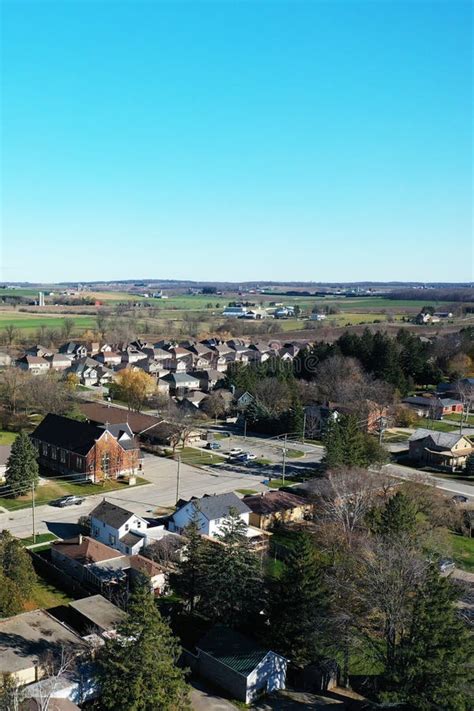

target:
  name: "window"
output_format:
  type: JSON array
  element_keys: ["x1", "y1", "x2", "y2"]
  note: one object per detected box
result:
[
  {"x1": 60, "y1": 449, "x2": 66, "y2": 463},
  {"x1": 136, "y1": 521, "x2": 141, "y2": 528},
  {"x1": 51, "y1": 446, "x2": 57, "y2": 460},
  {"x1": 76, "y1": 457, "x2": 82, "y2": 470},
  {"x1": 125, "y1": 524, "x2": 129, "y2": 531},
  {"x1": 101, "y1": 453, "x2": 110, "y2": 478},
  {"x1": 109, "y1": 534, "x2": 116, "y2": 545},
  {"x1": 93, "y1": 527, "x2": 100, "y2": 537},
  {"x1": 42, "y1": 443, "x2": 48, "y2": 456}
]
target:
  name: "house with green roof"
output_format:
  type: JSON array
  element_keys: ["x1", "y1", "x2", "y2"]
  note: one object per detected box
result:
[{"x1": 195, "y1": 625, "x2": 287, "y2": 704}]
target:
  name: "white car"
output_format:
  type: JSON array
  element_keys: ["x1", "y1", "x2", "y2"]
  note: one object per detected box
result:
[{"x1": 229, "y1": 448, "x2": 243, "y2": 456}]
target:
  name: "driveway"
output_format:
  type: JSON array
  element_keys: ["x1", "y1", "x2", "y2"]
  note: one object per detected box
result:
[{"x1": 190, "y1": 680, "x2": 238, "y2": 710}]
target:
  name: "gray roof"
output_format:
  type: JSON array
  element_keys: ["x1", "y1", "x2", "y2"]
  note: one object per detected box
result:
[
  {"x1": 89, "y1": 499, "x2": 138, "y2": 528},
  {"x1": 69, "y1": 594, "x2": 126, "y2": 632},
  {"x1": 162, "y1": 372, "x2": 200, "y2": 385},
  {"x1": 408, "y1": 428, "x2": 468, "y2": 449},
  {"x1": 120, "y1": 531, "x2": 143, "y2": 547},
  {"x1": 0, "y1": 610, "x2": 82, "y2": 674},
  {"x1": 183, "y1": 492, "x2": 251, "y2": 521}
]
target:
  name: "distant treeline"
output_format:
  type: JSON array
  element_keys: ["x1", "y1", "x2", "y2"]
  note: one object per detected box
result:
[{"x1": 386, "y1": 288, "x2": 474, "y2": 302}]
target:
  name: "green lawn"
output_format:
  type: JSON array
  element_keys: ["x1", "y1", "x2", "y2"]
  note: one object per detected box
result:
[
  {"x1": 0, "y1": 430, "x2": 17, "y2": 445},
  {"x1": 0, "y1": 475, "x2": 149, "y2": 511},
  {"x1": 24, "y1": 575, "x2": 73, "y2": 611},
  {"x1": 423, "y1": 420, "x2": 461, "y2": 433},
  {"x1": 235, "y1": 488, "x2": 259, "y2": 495},
  {"x1": 285, "y1": 449, "x2": 305, "y2": 459},
  {"x1": 444, "y1": 412, "x2": 474, "y2": 426},
  {"x1": 175, "y1": 447, "x2": 226, "y2": 467},
  {"x1": 266, "y1": 478, "x2": 302, "y2": 489},
  {"x1": 450, "y1": 534, "x2": 474, "y2": 572},
  {"x1": 19, "y1": 532, "x2": 58, "y2": 547}
]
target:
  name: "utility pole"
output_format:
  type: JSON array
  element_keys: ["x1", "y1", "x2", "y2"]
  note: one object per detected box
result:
[
  {"x1": 302, "y1": 411, "x2": 306, "y2": 444},
  {"x1": 175, "y1": 456, "x2": 181, "y2": 504},
  {"x1": 243, "y1": 418, "x2": 247, "y2": 441},
  {"x1": 282, "y1": 434, "x2": 287, "y2": 484},
  {"x1": 32, "y1": 479, "x2": 36, "y2": 545}
]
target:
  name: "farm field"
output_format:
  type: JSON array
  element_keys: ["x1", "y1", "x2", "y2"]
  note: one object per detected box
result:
[{"x1": 0, "y1": 312, "x2": 96, "y2": 333}]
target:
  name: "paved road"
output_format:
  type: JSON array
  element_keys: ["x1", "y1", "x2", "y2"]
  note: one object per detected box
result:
[
  {"x1": 0, "y1": 453, "x2": 268, "y2": 539},
  {"x1": 384, "y1": 462, "x2": 474, "y2": 500}
]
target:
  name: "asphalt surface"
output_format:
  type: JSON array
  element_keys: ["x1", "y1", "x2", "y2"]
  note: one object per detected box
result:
[{"x1": 1, "y1": 433, "x2": 473, "y2": 540}]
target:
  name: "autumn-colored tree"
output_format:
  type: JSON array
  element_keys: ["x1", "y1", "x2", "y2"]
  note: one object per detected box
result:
[{"x1": 113, "y1": 369, "x2": 155, "y2": 411}]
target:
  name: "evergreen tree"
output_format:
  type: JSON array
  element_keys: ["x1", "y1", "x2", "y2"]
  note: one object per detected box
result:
[
  {"x1": 268, "y1": 532, "x2": 328, "y2": 666},
  {"x1": 5, "y1": 432, "x2": 39, "y2": 497},
  {"x1": 384, "y1": 567, "x2": 473, "y2": 711},
  {"x1": 168, "y1": 506, "x2": 209, "y2": 613},
  {"x1": 288, "y1": 400, "x2": 305, "y2": 438},
  {"x1": 465, "y1": 452, "x2": 474, "y2": 477},
  {"x1": 0, "y1": 529, "x2": 37, "y2": 616},
  {"x1": 198, "y1": 509, "x2": 263, "y2": 628},
  {"x1": 93, "y1": 584, "x2": 189, "y2": 711},
  {"x1": 0, "y1": 530, "x2": 36, "y2": 601},
  {"x1": 379, "y1": 492, "x2": 418, "y2": 541},
  {"x1": 322, "y1": 417, "x2": 345, "y2": 469}
]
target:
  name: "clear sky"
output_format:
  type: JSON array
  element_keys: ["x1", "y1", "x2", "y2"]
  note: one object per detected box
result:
[{"x1": 1, "y1": 0, "x2": 472, "y2": 283}]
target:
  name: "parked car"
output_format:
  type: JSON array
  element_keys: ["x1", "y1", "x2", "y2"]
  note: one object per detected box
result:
[
  {"x1": 237, "y1": 452, "x2": 257, "y2": 462},
  {"x1": 55, "y1": 496, "x2": 85, "y2": 507},
  {"x1": 229, "y1": 448, "x2": 243, "y2": 456},
  {"x1": 452, "y1": 495, "x2": 469, "y2": 504},
  {"x1": 206, "y1": 442, "x2": 221, "y2": 450},
  {"x1": 438, "y1": 558, "x2": 455, "y2": 574}
]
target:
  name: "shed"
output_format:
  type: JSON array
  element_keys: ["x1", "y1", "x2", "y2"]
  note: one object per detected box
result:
[{"x1": 195, "y1": 625, "x2": 287, "y2": 704}]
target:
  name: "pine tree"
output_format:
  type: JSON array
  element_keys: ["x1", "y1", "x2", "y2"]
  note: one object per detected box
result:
[
  {"x1": 94, "y1": 584, "x2": 189, "y2": 711},
  {"x1": 384, "y1": 567, "x2": 473, "y2": 711},
  {"x1": 198, "y1": 509, "x2": 263, "y2": 628},
  {"x1": 0, "y1": 530, "x2": 36, "y2": 602},
  {"x1": 288, "y1": 400, "x2": 305, "y2": 438},
  {"x1": 465, "y1": 452, "x2": 474, "y2": 477},
  {"x1": 376, "y1": 492, "x2": 418, "y2": 540},
  {"x1": 168, "y1": 506, "x2": 209, "y2": 613},
  {"x1": 5, "y1": 432, "x2": 39, "y2": 497},
  {"x1": 268, "y1": 533, "x2": 328, "y2": 666},
  {"x1": 322, "y1": 417, "x2": 345, "y2": 468},
  {"x1": 340, "y1": 414, "x2": 368, "y2": 467}
]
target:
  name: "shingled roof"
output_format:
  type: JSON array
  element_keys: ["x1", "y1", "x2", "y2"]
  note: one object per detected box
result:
[
  {"x1": 89, "y1": 499, "x2": 142, "y2": 529},
  {"x1": 243, "y1": 490, "x2": 307, "y2": 515},
  {"x1": 31, "y1": 414, "x2": 106, "y2": 455},
  {"x1": 179, "y1": 492, "x2": 251, "y2": 520}
]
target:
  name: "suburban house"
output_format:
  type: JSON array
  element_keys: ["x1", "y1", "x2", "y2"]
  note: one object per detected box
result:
[
  {"x1": 402, "y1": 396, "x2": 464, "y2": 420},
  {"x1": 51, "y1": 536, "x2": 165, "y2": 593},
  {"x1": 437, "y1": 377, "x2": 474, "y2": 401},
  {"x1": 59, "y1": 342, "x2": 88, "y2": 359},
  {"x1": 89, "y1": 499, "x2": 148, "y2": 554},
  {"x1": 16, "y1": 355, "x2": 50, "y2": 375},
  {"x1": 31, "y1": 414, "x2": 142, "y2": 482},
  {"x1": 0, "y1": 609, "x2": 83, "y2": 685},
  {"x1": 408, "y1": 429, "x2": 474, "y2": 471},
  {"x1": 47, "y1": 353, "x2": 73, "y2": 370},
  {"x1": 169, "y1": 492, "x2": 251, "y2": 538},
  {"x1": 95, "y1": 351, "x2": 122, "y2": 367},
  {"x1": 67, "y1": 357, "x2": 113, "y2": 387},
  {"x1": 160, "y1": 372, "x2": 201, "y2": 395},
  {"x1": 0, "y1": 350, "x2": 12, "y2": 367},
  {"x1": 243, "y1": 491, "x2": 313, "y2": 530},
  {"x1": 193, "y1": 626, "x2": 287, "y2": 704},
  {"x1": 192, "y1": 368, "x2": 226, "y2": 392},
  {"x1": 236, "y1": 391, "x2": 255, "y2": 411}
]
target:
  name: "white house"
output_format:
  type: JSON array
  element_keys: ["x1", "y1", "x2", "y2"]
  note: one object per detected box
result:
[
  {"x1": 195, "y1": 626, "x2": 287, "y2": 704},
  {"x1": 169, "y1": 492, "x2": 251, "y2": 538},
  {"x1": 89, "y1": 499, "x2": 148, "y2": 555},
  {"x1": 222, "y1": 306, "x2": 248, "y2": 318}
]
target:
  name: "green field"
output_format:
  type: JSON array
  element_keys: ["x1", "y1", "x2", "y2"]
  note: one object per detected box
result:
[
  {"x1": 0, "y1": 313, "x2": 96, "y2": 334},
  {"x1": 24, "y1": 574, "x2": 73, "y2": 611},
  {"x1": 0, "y1": 430, "x2": 17, "y2": 445},
  {"x1": 451, "y1": 534, "x2": 474, "y2": 572}
]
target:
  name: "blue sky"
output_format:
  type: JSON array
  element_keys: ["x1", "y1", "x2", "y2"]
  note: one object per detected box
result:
[{"x1": 1, "y1": 0, "x2": 472, "y2": 283}]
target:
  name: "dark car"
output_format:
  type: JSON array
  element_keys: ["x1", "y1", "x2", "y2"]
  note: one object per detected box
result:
[
  {"x1": 452, "y1": 495, "x2": 469, "y2": 504},
  {"x1": 55, "y1": 495, "x2": 85, "y2": 507}
]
